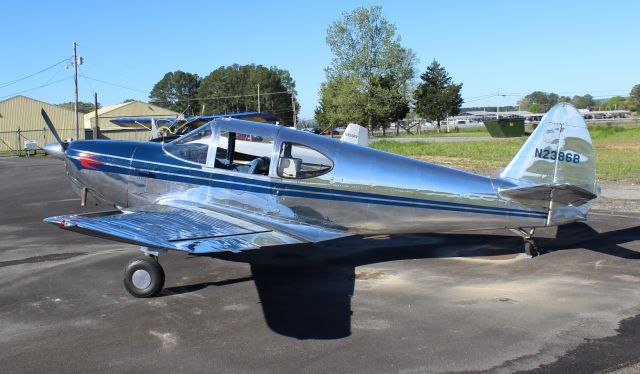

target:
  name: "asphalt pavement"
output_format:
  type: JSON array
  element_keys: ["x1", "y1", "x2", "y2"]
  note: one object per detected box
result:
[{"x1": 1, "y1": 157, "x2": 639, "y2": 373}]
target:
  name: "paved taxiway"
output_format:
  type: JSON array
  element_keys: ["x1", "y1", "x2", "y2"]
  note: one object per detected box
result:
[{"x1": 1, "y1": 157, "x2": 639, "y2": 373}]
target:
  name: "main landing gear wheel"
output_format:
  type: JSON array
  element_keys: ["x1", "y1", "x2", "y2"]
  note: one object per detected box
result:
[{"x1": 123, "y1": 256, "x2": 165, "y2": 298}]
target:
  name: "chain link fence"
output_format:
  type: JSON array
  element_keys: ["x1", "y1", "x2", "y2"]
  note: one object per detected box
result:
[
  {"x1": 0, "y1": 128, "x2": 76, "y2": 156},
  {"x1": 0, "y1": 127, "x2": 152, "y2": 157}
]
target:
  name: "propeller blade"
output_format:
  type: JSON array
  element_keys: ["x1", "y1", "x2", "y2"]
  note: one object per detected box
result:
[
  {"x1": 41, "y1": 109, "x2": 68, "y2": 150},
  {"x1": 150, "y1": 118, "x2": 159, "y2": 138}
]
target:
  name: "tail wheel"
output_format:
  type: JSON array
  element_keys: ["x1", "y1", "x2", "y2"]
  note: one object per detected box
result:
[
  {"x1": 123, "y1": 256, "x2": 165, "y2": 298},
  {"x1": 524, "y1": 240, "x2": 540, "y2": 257}
]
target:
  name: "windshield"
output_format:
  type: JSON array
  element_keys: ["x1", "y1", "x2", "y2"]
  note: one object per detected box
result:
[{"x1": 164, "y1": 124, "x2": 212, "y2": 164}]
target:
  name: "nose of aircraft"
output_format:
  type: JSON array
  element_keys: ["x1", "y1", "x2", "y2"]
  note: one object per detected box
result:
[{"x1": 44, "y1": 142, "x2": 65, "y2": 159}]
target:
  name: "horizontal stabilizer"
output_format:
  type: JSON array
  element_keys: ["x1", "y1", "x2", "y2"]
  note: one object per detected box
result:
[{"x1": 499, "y1": 183, "x2": 597, "y2": 206}]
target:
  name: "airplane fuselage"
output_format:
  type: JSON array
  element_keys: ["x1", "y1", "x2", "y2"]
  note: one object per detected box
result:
[{"x1": 62, "y1": 122, "x2": 551, "y2": 240}]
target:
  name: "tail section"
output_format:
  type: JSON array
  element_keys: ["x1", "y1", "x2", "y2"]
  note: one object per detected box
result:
[
  {"x1": 340, "y1": 123, "x2": 369, "y2": 147},
  {"x1": 499, "y1": 103, "x2": 598, "y2": 224}
]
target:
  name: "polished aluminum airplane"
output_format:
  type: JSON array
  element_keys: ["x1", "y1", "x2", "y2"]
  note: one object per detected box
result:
[{"x1": 42, "y1": 103, "x2": 598, "y2": 297}]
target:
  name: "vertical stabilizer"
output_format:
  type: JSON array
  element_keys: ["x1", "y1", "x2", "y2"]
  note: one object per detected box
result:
[
  {"x1": 500, "y1": 103, "x2": 596, "y2": 192},
  {"x1": 499, "y1": 103, "x2": 598, "y2": 224},
  {"x1": 340, "y1": 123, "x2": 369, "y2": 147}
]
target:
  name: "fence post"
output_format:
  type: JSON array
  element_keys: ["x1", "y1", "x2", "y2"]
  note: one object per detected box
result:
[{"x1": 16, "y1": 128, "x2": 21, "y2": 157}]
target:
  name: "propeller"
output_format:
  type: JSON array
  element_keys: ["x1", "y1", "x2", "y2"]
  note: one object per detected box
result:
[{"x1": 41, "y1": 109, "x2": 68, "y2": 151}]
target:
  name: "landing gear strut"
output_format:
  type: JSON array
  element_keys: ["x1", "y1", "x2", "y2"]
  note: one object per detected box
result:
[
  {"x1": 510, "y1": 228, "x2": 540, "y2": 257},
  {"x1": 123, "y1": 253, "x2": 165, "y2": 298}
]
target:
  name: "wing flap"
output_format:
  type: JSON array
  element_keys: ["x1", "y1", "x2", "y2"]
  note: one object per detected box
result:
[
  {"x1": 44, "y1": 205, "x2": 302, "y2": 253},
  {"x1": 499, "y1": 183, "x2": 597, "y2": 206},
  {"x1": 170, "y1": 231, "x2": 301, "y2": 254}
]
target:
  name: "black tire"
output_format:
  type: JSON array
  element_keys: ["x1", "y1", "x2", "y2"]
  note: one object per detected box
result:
[
  {"x1": 123, "y1": 256, "x2": 165, "y2": 298},
  {"x1": 524, "y1": 240, "x2": 540, "y2": 257}
]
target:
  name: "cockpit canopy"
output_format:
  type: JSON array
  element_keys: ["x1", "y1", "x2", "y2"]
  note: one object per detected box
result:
[
  {"x1": 164, "y1": 123, "x2": 212, "y2": 164},
  {"x1": 163, "y1": 120, "x2": 334, "y2": 179}
]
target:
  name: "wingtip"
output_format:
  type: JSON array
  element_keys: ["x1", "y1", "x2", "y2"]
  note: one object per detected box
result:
[{"x1": 43, "y1": 216, "x2": 61, "y2": 224}]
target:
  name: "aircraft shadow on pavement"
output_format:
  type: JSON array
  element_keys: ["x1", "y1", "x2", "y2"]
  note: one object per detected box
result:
[
  {"x1": 177, "y1": 222, "x2": 640, "y2": 340},
  {"x1": 163, "y1": 275, "x2": 255, "y2": 295}
]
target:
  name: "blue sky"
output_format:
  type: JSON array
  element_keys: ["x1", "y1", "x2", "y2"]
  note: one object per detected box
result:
[{"x1": 1, "y1": 0, "x2": 638, "y2": 119}]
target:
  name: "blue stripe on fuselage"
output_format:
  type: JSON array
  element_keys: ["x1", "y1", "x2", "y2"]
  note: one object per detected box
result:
[{"x1": 67, "y1": 149, "x2": 548, "y2": 219}]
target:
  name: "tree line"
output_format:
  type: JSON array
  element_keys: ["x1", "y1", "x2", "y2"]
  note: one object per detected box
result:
[
  {"x1": 148, "y1": 65, "x2": 299, "y2": 125},
  {"x1": 315, "y1": 6, "x2": 462, "y2": 133},
  {"x1": 58, "y1": 101, "x2": 101, "y2": 114},
  {"x1": 518, "y1": 86, "x2": 640, "y2": 113}
]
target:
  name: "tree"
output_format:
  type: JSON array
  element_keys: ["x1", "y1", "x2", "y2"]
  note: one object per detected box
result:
[
  {"x1": 149, "y1": 71, "x2": 201, "y2": 116},
  {"x1": 413, "y1": 60, "x2": 463, "y2": 131},
  {"x1": 315, "y1": 76, "x2": 366, "y2": 130},
  {"x1": 517, "y1": 91, "x2": 558, "y2": 112},
  {"x1": 197, "y1": 64, "x2": 298, "y2": 125},
  {"x1": 571, "y1": 94, "x2": 595, "y2": 109},
  {"x1": 629, "y1": 84, "x2": 640, "y2": 112},
  {"x1": 318, "y1": 6, "x2": 416, "y2": 129},
  {"x1": 369, "y1": 75, "x2": 409, "y2": 134},
  {"x1": 58, "y1": 101, "x2": 100, "y2": 113},
  {"x1": 528, "y1": 103, "x2": 545, "y2": 113},
  {"x1": 604, "y1": 96, "x2": 627, "y2": 110}
]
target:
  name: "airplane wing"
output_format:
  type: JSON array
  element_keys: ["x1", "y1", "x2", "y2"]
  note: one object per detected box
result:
[
  {"x1": 109, "y1": 117, "x2": 180, "y2": 128},
  {"x1": 43, "y1": 204, "x2": 307, "y2": 254},
  {"x1": 110, "y1": 112, "x2": 280, "y2": 128}
]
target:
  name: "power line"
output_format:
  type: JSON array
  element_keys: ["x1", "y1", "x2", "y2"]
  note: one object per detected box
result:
[
  {"x1": 79, "y1": 74, "x2": 294, "y2": 102},
  {"x1": 81, "y1": 74, "x2": 97, "y2": 94},
  {"x1": 463, "y1": 89, "x2": 631, "y2": 104},
  {"x1": 0, "y1": 58, "x2": 69, "y2": 89},
  {"x1": 79, "y1": 74, "x2": 148, "y2": 94},
  {"x1": 0, "y1": 75, "x2": 73, "y2": 99},
  {"x1": 42, "y1": 63, "x2": 67, "y2": 86},
  {"x1": 179, "y1": 91, "x2": 292, "y2": 102}
]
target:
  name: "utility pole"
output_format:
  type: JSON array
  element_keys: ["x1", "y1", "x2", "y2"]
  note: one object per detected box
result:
[
  {"x1": 72, "y1": 43, "x2": 83, "y2": 140},
  {"x1": 257, "y1": 84, "x2": 261, "y2": 112},
  {"x1": 291, "y1": 91, "x2": 297, "y2": 128},
  {"x1": 93, "y1": 92, "x2": 100, "y2": 139},
  {"x1": 73, "y1": 42, "x2": 79, "y2": 140},
  {"x1": 496, "y1": 92, "x2": 506, "y2": 120}
]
